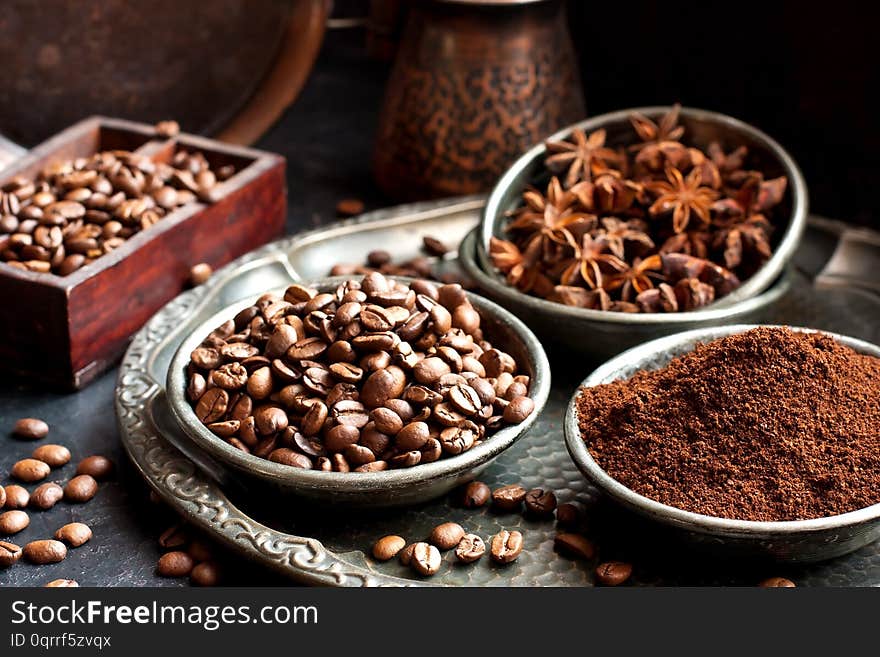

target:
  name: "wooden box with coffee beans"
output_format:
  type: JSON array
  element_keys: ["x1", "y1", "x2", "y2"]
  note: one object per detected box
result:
[{"x1": 0, "y1": 116, "x2": 286, "y2": 389}]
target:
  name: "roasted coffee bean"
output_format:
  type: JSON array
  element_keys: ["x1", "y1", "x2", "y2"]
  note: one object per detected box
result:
[
  {"x1": 360, "y1": 350, "x2": 391, "y2": 371},
  {"x1": 325, "y1": 424, "x2": 360, "y2": 452},
  {"x1": 13, "y1": 417, "x2": 49, "y2": 440},
  {"x1": 46, "y1": 579, "x2": 79, "y2": 587},
  {"x1": 345, "y1": 444, "x2": 376, "y2": 466},
  {"x1": 555, "y1": 503, "x2": 585, "y2": 530},
  {"x1": 360, "y1": 366, "x2": 406, "y2": 407},
  {"x1": 189, "y1": 263, "x2": 213, "y2": 286},
  {"x1": 396, "y1": 421, "x2": 429, "y2": 450},
  {"x1": 413, "y1": 357, "x2": 451, "y2": 385},
  {"x1": 187, "y1": 539, "x2": 213, "y2": 563},
  {"x1": 0, "y1": 510, "x2": 30, "y2": 534},
  {"x1": 75, "y1": 455, "x2": 114, "y2": 480},
  {"x1": 0, "y1": 485, "x2": 4, "y2": 509},
  {"x1": 253, "y1": 436, "x2": 279, "y2": 459},
  {"x1": 191, "y1": 561, "x2": 222, "y2": 586},
  {"x1": 595, "y1": 561, "x2": 633, "y2": 586},
  {"x1": 11, "y1": 458, "x2": 50, "y2": 483},
  {"x1": 157, "y1": 551, "x2": 195, "y2": 577},
  {"x1": 439, "y1": 427, "x2": 475, "y2": 455},
  {"x1": 460, "y1": 481, "x2": 491, "y2": 508},
  {"x1": 208, "y1": 419, "x2": 240, "y2": 438},
  {"x1": 554, "y1": 533, "x2": 596, "y2": 560},
  {"x1": 448, "y1": 384, "x2": 482, "y2": 415},
  {"x1": 411, "y1": 542, "x2": 442, "y2": 576},
  {"x1": 4, "y1": 485, "x2": 29, "y2": 509},
  {"x1": 422, "y1": 235, "x2": 448, "y2": 256},
  {"x1": 372, "y1": 535, "x2": 406, "y2": 561},
  {"x1": 490, "y1": 530, "x2": 523, "y2": 564},
  {"x1": 254, "y1": 405, "x2": 288, "y2": 435},
  {"x1": 454, "y1": 534, "x2": 485, "y2": 563},
  {"x1": 429, "y1": 522, "x2": 465, "y2": 550},
  {"x1": 269, "y1": 448, "x2": 313, "y2": 469},
  {"x1": 30, "y1": 483, "x2": 64, "y2": 510},
  {"x1": 195, "y1": 388, "x2": 229, "y2": 424},
  {"x1": 354, "y1": 460, "x2": 388, "y2": 473},
  {"x1": 492, "y1": 484, "x2": 527, "y2": 511},
  {"x1": 213, "y1": 362, "x2": 248, "y2": 390},
  {"x1": 23, "y1": 539, "x2": 67, "y2": 564},
  {"x1": 759, "y1": 577, "x2": 796, "y2": 588},
  {"x1": 503, "y1": 396, "x2": 535, "y2": 424},
  {"x1": 55, "y1": 522, "x2": 92, "y2": 547},
  {"x1": 159, "y1": 524, "x2": 189, "y2": 550},
  {"x1": 524, "y1": 489, "x2": 557, "y2": 516},
  {"x1": 247, "y1": 366, "x2": 274, "y2": 400},
  {"x1": 187, "y1": 372, "x2": 207, "y2": 401},
  {"x1": 301, "y1": 400, "x2": 329, "y2": 436},
  {"x1": 433, "y1": 403, "x2": 466, "y2": 427},
  {"x1": 331, "y1": 399, "x2": 370, "y2": 427},
  {"x1": 64, "y1": 475, "x2": 98, "y2": 503},
  {"x1": 0, "y1": 541, "x2": 22, "y2": 567},
  {"x1": 31, "y1": 444, "x2": 71, "y2": 468},
  {"x1": 420, "y1": 437, "x2": 442, "y2": 463},
  {"x1": 222, "y1": 342, "x2": 260, "y2": 361},
  {"x1": 370, "y1": 407, "x2": 404, "y2": 435}
]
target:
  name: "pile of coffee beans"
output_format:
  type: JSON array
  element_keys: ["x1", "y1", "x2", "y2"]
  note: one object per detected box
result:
[
  {"x1": 185, "y1": 274, "x2": 536, "y2": 472},
  {"x1": 0, "y1": 122, "x2": 235, "y2": 276},
  {"x1": 1, "y1": 417, "x2": 111, "y2": 586},
  {"x1": 155, "y1": 522, "x2": 222, "y2": 586}
]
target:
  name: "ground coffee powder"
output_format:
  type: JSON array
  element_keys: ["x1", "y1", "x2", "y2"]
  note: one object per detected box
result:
[{"x1": 576, "y1": 327, "x2": 880, "y2": 521}]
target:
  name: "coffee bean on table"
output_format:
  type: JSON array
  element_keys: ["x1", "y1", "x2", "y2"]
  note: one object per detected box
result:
[
  {"x1": 45, "y1": 579, "x2": 79, "y2": 588},
  {"x1": 428, "y1": 522, "x2": 465, "y2": 550},
  {"x1": 12, "y1": 418, "x2": 49, "y2": 440},
  {"x1": 459, "y1": 481, "x2": 491, "y2": 508},
  {"x1": 157, "y1": 551, "x2": 195, "y2": 577},
  {"x1": 411, "y1": 542, "x2": 442, "y2": 576},
  {"x1": 595, "y1": 561, "x2": 633, "y2": 586},
  {"x1": 492, "y1": 484, "x2": 527, "y2": 511},
  {"x1": 524, "y1": 489, "x2": 557, "y2": 516},
  {"x1": 55, "y1": 523, "x2": 92, "y2": 547},
  {"x1": 490, "y1": 530, "x2": 523, "y2": 564},
  {"x1": 422, "y1": 236, "x2": 449, "y2": 257},
  {"x1": 454, "y1": 534, "x2": 486, "y2": 563},
  {"x1": 0, "y1": 541, "x2": 22, "y2": 567},
  {"x1": 555, "y1": 502, "x2": 584, "y2": 530},
  {"x1": 187, "y1": 540, "x2": 214, "y2": 563},
  {"x1": 159, "y1": 524, "x2": 189, "y2": 550},
  {"x1": 64, "y1": 475, "x2": 98, "y2": 503},
  {"x1": 75, "y1": 455, "x2": 115, "y2": 480},
  {"x1": 31, "y1": 444, "x2": 71, "y2": 468},
  {"x1": 3, "y1": 485, "x2": 29, "y2": 509},
  {"x1": 11, "y1": 458, "x2": 50, "y2": 483},
  {"x1": 372, "y1": 535, "x2": 406, "y2": 561},
  {"x1": 191, "y1": 561, "x2": 222, "y2": 586},
  {"x1": 23, "y1": 539, "x2": 67, "y2": 564},
  {"x1": 759, "y1": 577, "x2": 796, "y2": 588},
  {"x1": 553, "y1": 533, "x2": 596, "y2": 561},
  {"x1": 398, "y1": 543, "x2": 417, "y2": 566},
  {"x1": 30, "y1": 483, "x2": 63, "y2": 510},
  {"x1": 0, "y1": 485, "x2": 5, "y2": 509},
  {"x1": 190, "y1": 262, "x2": 213, "y2": 286},
  {"x1": 503, "y1": 396, "x2": 536, "y2": 424}
]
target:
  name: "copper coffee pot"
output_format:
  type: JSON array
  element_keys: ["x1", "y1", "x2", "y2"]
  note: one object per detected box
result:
[{"x1": 374, "y1": 0, "x2": 585, "y2": 201}]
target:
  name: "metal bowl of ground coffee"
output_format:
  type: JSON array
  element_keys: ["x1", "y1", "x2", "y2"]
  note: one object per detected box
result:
[
  {"x1": 167, "y1": 276, "x2": 551, "y2": 508},
  {"x1": 564, "y1": 324, "x2": 880, "y2": 562}
]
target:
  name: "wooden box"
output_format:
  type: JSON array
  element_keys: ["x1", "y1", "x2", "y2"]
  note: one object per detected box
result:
[{"x1": 0, "y1": 117, "x2": 286, "y2": 389}]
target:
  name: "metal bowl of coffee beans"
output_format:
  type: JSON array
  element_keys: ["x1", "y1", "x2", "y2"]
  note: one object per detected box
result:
[
  {"x1": 167, "y1": 274, "x2": 551, "y2": 508},
  {"x1": 470, "y1": 105, "x2": 807, "y2": 357},
  {"x1": 563, "y1": 324, "x2": 880, "y2": 563}
]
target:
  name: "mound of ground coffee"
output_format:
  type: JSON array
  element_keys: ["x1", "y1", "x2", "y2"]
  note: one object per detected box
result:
[{"x1": 576, "y1": 327, "x2": 880, "y2": 521}]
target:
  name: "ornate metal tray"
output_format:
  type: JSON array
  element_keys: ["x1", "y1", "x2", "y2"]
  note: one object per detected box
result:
[{"x1": 116, "y1": 198, "x2": 880, "y2": 586}]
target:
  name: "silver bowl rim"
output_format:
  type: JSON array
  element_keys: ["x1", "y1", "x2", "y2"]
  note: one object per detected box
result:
[
  {"x1": 563, "y1": 324, "x2": 880, "y2": 535},
  {"x1": 166, "y1": 276, "x2": 552, "y2": 493},
  {"x1": 478, "y1": 105, "x2": 809, "y2": 324},
  {"x1": 459, "y1": 227, "x2": 794, "y2": 324}
]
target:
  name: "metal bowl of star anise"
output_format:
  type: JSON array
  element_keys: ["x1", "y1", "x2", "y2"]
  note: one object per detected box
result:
[{"x1": 465, "y1": 105, "x2": 807, "y2": 356}]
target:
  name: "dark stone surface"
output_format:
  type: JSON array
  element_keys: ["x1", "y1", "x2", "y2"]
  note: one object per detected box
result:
[{"x1": 0, "y1": 26, "x2": 389, "y2": 587}]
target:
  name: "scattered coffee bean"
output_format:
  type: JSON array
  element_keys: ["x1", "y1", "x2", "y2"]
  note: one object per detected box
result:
[
  {"x1": 12, "y1": 417, "x2": 49, "y2": 440},
  {"x1": 372, "y1": 535, "x2": 406, "y2": 561},
  {"x1": 428, "y1": 522, "x2": 465, "y2": 551},
  {"x1": 759, "y1": 577, "x2": 796, "y2": 588},
  {"x1": 191, "y1": 561, "x2": 222, "y2": 586},
  {"x1": 555, "y1": 502, "x2": 584, "y2": 530},
  {"x1": 55, "y1": 522, "x2": 92, "y2": 547},
  {"x1": 11, "y1": 458, "x2": 50, "y2": 483},
  {"x1": 159, "y1": 523, "x2": 189, "y2": 550},
  {"x1": 459, "y1": 481, "x2": 491, "y2": 508},
  {"x1": 410, "y1": 542, "x2": 442, "y2": 576},
  {"x1": 64, "y1": 474, "x2": 98, "y2": 503},
  {"x1": 4, "y1": 485, "x2": 29, "y2": 509},
  {"x1": 490, "y1": 530, "x2": 524, "y2": 564},
  {"x1": 595, "y1": 561, "x2": 633, "y2": 586},
  {"x1": 31, "y1": 444, "x2": 71, "y2": 468},
  {"x1": 75, "y1": 455, "x2": 114, "y2": 480},
  {"x1": 0, "y1": 540, "x2": 22, "y2": 567},
  {"x1": 335, "y1": 198, "x2": 365, "y2": 217},
  {"x1": 23, "y1": 539, "x2": 67, "y2": 564},
  {"x1": 0, "y1": 485, "x2": 5, "y2": 509},
  {"x1": 187, "y1": 540, "x2": 213, "y2": 563},
  {"x1": 367, "y1": 250, "x2": 391, "y2": 267},
  {"x1": 0, "y1": 510, "x2": 30, "y2": 534},
  {"x1": 30, "y1": 483, "x2": 64, "y2": 510},
  {"x1": 503, "y1": 396, "x2": 536, "y2": 424},
  {"x1": 422, "y1": 235, "x2": 449, "y2": 257},
  {"x1": 492, "y1": 484, "x2": 527, "y2": 511},
  {"x1": 45, "y1": 579, "x2": 79, "y2": 587},
  {"x1": 398, "y1": 543, "x2": 417, "y2": 566},
  {"x1": 157, "y1": 551, "x2": 195, "y2": 577},
  {"x1": 553, "y1": 533, "x2": 595, "y2": 561},
  {"x1": 190, "y1": 262, "x2": 213, "y2": 286},
  {"x1": 524, "y1": 488, "x2": 557, "y2": 516},
  {"x1": 454, "y1": 534, "x2": 485, "y2": 563}
]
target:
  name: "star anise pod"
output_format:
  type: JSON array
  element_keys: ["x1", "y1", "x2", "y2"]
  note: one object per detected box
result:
[
  {"x1": 660, "y1": 252, "x2": 740, "y2": 297},
  {"x1": 629, "y1": 103, "x2": 690, "y2": 171},
  {"x1": 604, "y1": 254, "x2": 664, "y2": 302},
  {"x1": 707, "y1": 141, "x2": 748, "y2": 176},
  {"x1": 659, "y1": 230, "x2": 712, "y2": 259},
  {"x1": 507, "y1": 177, "x2": 596, "y2": 256},
  {"x1": 687, "y1": 147, "x2": 721, "y2": 189},
  {"x1": 489, "y1": 236, "x2": 523, "y2": 273},
  {"x1": 711, "y1": 213, "x2": 773, "y2": 271},
  {"x1": 545, "y1": 128, "x2": 619, "y2": 188},
  {"x1": 646, "y1": 166, "x2": 719, "y2": 233},
  {"x1": 550, "y1": 285, "x2": 612, "y2": 310},
  {"x1": 636, "y1": 282, "x2": 678, "y2": 313},
  {"x1": 558, "y1": 233, "x2": 628, "y2": 289},
  {"x1": 572, "y1": 166, "x2": 643, "y2": 216},
  {"x1": 600, "y1": 217, "x2": 654, "y2": 259},
  {"x1": 672, "y1": 277, "x2": 715, "y2": 310}
]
